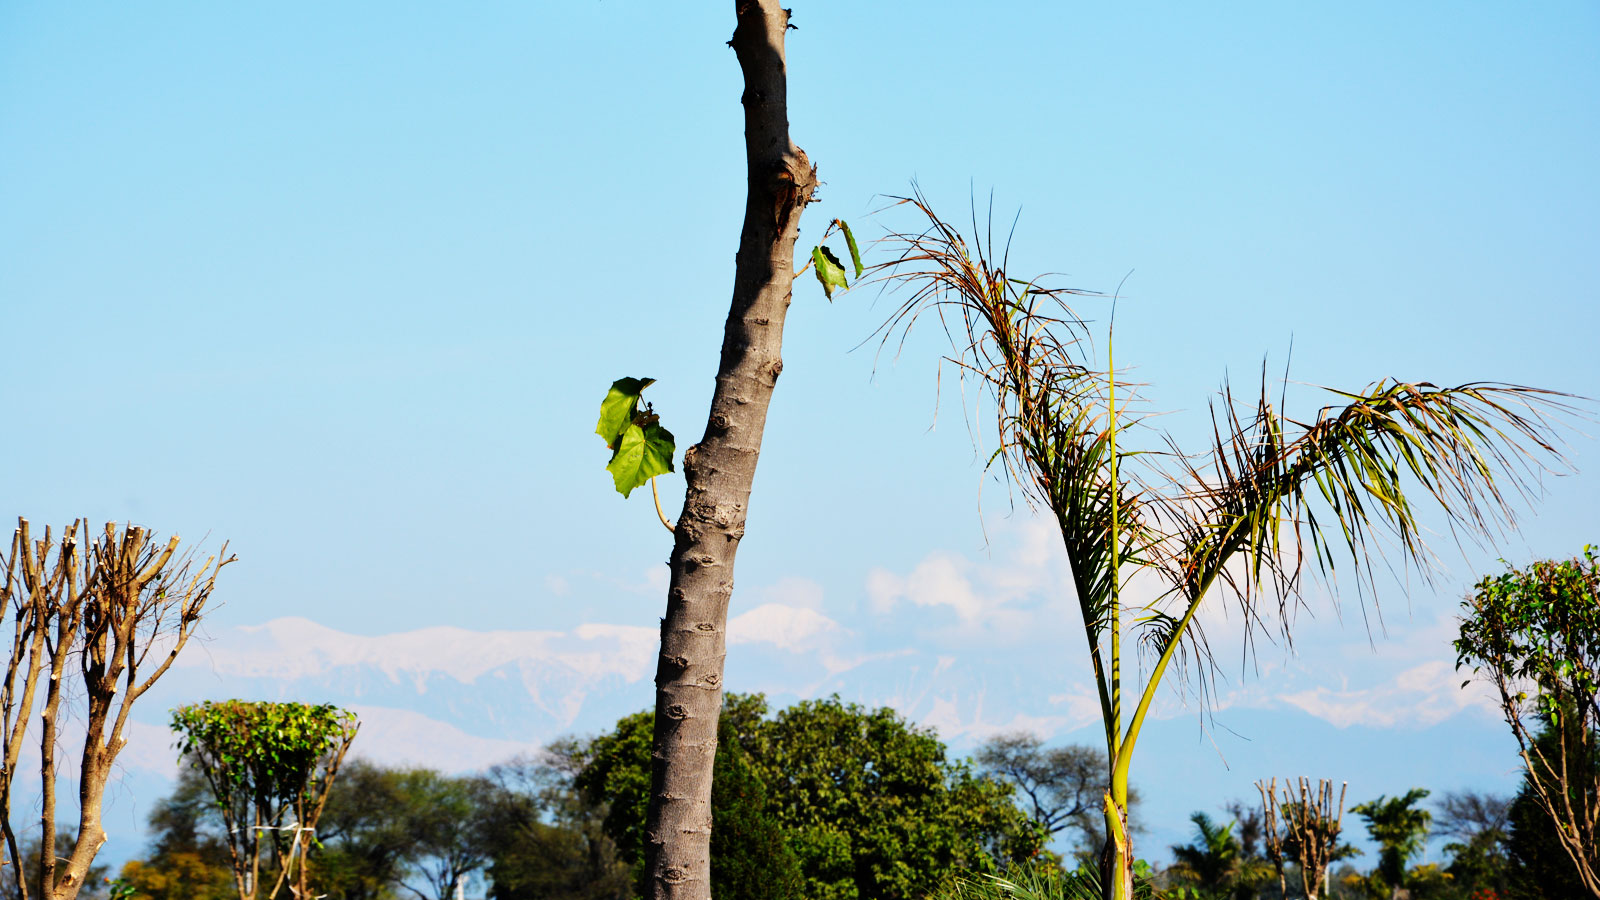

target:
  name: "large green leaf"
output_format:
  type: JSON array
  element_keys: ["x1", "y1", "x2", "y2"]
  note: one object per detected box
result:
[
  {"x1": 596, "y1": 377, "x2": 655, "y2": 448},
  {"x1": 812, "y1": 246, "x2": 849, "y2": 300},
  {"x1": 607, "y1": 421, "x2": 676, "y2": 498}
]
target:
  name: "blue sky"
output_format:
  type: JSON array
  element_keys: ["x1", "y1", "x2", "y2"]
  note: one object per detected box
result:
[{"x1": 3, "y1": 0, "x2": 1598, "y2": 870}]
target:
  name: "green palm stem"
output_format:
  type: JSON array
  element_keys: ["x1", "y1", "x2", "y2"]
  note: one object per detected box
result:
[
  {"x1": 1113, "y1": 549, "x2": 1228, "y2": 802},
  {"x1": 1108, "y1": 327, "x2": 1122, "y2": 759},
  {"x1": 1104, "y1": 322, "x2": 1133, "y2": 900}
]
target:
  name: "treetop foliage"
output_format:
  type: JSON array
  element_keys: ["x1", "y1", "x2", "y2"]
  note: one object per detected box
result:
[
  {"x1": 171, "y1": 700, "x2": 359, "y2": 807},
  {"x1": 578, "y1": 693, "x2": 1042, "y2": 900}
]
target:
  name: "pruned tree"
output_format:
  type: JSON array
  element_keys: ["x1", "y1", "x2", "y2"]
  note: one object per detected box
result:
[
  {"x1": 170, "y1": 701, "x2": 359, "y2": 900},
  {"x1": 1455, "y1": 546, "x2": 1600, "y2": 895},
  {"x1": 872, "y1": 192, "x2": 1578, "y2": 900},
  {"x1": 1258, "y1": 777, "x2": 1350, "y2": 900},
  {"x1": 0, "y1": 518, "x2": 232, "y2": 900}
]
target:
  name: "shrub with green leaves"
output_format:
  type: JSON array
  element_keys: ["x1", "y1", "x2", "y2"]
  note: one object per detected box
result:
[
  {"x1": 1456, "y1": 547, "x2": 1600, "y2": 895},
  {"x1": 171, "y1": 700, "x2": 359, "y2": 900}
]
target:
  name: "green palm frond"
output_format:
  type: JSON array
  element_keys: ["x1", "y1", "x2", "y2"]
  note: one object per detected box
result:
[
  {"x1": 1160, "y1": 375, "x2": 1577, "y2": 633},
  {"x1": 1026, "y1": 392, "x2": 1150, "y2": 649}
]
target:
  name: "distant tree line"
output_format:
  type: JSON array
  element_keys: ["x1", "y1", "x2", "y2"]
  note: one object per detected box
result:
[
  {"x1": 111, "y1": 692, "x2": 1588, "y2": 900},
  {"x1": 115, "y1": 694, "x2": 1044, "y2": 900}
]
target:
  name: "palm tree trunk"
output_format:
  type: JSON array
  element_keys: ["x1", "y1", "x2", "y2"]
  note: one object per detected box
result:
[
  {"x1": 1101, "y1": 795, "x2": 1134, "y2": 900},
  {"x1": 640, "y1": 3, "x2": 816, "y2": 900}
]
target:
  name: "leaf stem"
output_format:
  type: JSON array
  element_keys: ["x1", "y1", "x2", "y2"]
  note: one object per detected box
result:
[{"x1": 650, "y1": 477, "x2": 675, "y2": 533}]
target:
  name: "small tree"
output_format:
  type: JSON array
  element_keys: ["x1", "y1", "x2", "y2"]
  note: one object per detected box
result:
[
  {"x1": 312, "y1": 759, "x2": 416, "y2": 900},
  {"x1": 1455, "y1": 547, "x2": 1600, "y2": 895},
  {"x1": 1167, "y1": 812, "x2": 1245, "y2": 898},
  {"x1": 1504, "y1": 713, "x2": 1596, "y2": 899},
  {"x1": 976, "y1": 732, "x2": 1136, "y2": 858},
  {"x1": 1259, "y1": 777, "x2": 1350, "y2": 900},
  {"x1": 1350, "y1": 790, "x2": 1432, "y2": 900},
  {"x1": 1, "y1": 518, "x2": 232, "y2": 900},
  {"x1": 706, "y1": 738, "x2": 802, "y2": 900},
  {"x1": 391, "y1": 771, "x2": 494, "y2": 900},
  {"x1": 872, "y1": 195, "x2": 1576, "y2": 900},
  {"x1": 479, "y1": 747, "x2": 632, "y2": 900},
  {"x1": 1435, "y1": 790, "x2": 1510, "y2": 895},
  {"x1": 170, "y1": 701, "x2": 358, "y2": 900}
]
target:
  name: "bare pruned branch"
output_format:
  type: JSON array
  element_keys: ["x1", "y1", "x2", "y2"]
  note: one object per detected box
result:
[{"x1": 0, "y1": 518, "x2": 233, "y2": 900}]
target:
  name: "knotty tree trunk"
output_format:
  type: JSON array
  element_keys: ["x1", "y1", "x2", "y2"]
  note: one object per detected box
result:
[{"x1": 641, "y1": 3, "x2": 816, "y2": 898}]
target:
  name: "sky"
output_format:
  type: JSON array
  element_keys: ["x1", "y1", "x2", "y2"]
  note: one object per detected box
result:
[{"x1": 3, "y1": 0, "x2": 1598, "y2": 872}]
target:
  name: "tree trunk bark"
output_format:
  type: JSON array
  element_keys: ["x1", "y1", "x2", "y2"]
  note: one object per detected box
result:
[{"x1": 641, "y1": 3, "x2": 816, "y2": 900}]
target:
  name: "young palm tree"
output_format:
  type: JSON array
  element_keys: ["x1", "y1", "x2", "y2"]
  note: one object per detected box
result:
[
  {"x1": 872, "y1": 192, "x2": 1578, "y2": 900},
  {"x1": 1350, "y1": 790, "x2": 1433, "y2": 899},
  {"x1": 1168, "y1": 813, "x2": 1243, "y2": 896}
]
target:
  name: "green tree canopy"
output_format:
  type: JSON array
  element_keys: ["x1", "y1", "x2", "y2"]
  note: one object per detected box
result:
[
  {"x1": 578, "y1": 693, "x2": 1041, "y2": 900},
  {"x1": 1456, "y1": 546, "x2": 1600, "y2": 895},
  {"x1": 169, "y1": 700, "x2": 359, "y2": 900}
]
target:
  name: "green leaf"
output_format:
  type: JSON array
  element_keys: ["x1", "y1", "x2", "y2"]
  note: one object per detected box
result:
[
  {"x1": 596, "y1": 377, "x2": 656, "y2": 448},
  {"x1": 812, "y1": 246, "x2": 848, "y2": 300},
  {"x1": 839, "y1": 220, "x2": 864, "y2": 279},
  {"x1": 607, "y1": 422, "x2": 676, "y2": 498}
]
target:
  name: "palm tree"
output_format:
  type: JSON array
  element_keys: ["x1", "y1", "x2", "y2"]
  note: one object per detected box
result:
[
  {"x1": 1169, "y1": 813, "x2": 1245, "y2": 898},
  {"x1": 872, "y1": 192, "x2": 1578, "y2": 900},
  {"x1": 1350, "y1": 790, "x2": 1432, "y2": 899}
]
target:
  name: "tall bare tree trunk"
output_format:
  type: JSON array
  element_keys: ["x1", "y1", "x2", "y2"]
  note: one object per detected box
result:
[{"x1": 641, "y1": 3, "x2": 815, "y2": 899}]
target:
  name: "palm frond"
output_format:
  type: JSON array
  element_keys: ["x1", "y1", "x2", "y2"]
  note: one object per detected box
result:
[
  {"x1": 1160, "y1": 375, "x2": 1579, "y2": 638},
  {"x1": 872, "y1": 192, "x2": 1585, "y2": 803},
  {"x1": 872, "y1": 190, "x2": 1160, "y2": 744}
]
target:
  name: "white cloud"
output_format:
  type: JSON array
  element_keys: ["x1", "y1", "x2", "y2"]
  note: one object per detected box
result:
[
  {"x1": 181, "y1": 616, "x2": 657, "y2": 687},
  {"x1": 1276, "y1": 660, "x2": 1499, "y2": 729},
  {"x1": 729, "y1": 603, "x2": 841, "y2": 651},
  {"x1": 864, "y1": 516, "x2": 1079, "y2": 642},
  {"x1": 920, "y1": 694, "x2": 1082, "y2": 743},
  {"x1": 751, "y1": 576, "x2": 826, "y2": 611},
  {"x1": 117, "y1": 720, "x2": 184, "y2": 775},
  {"x1": 867, "y1": 552, "x2": 988, "y2": 622}
]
